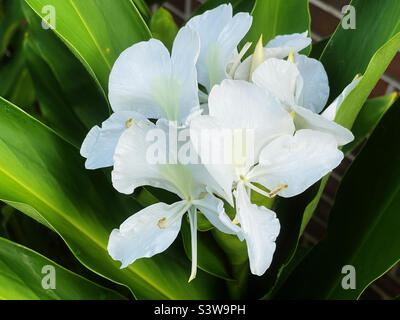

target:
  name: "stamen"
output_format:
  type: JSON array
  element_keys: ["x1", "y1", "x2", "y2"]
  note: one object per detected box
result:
[
  {"x1": 243, "y1": 179, "x2": 288, "y2": 198},
  {"x1": 157, "y1": 202, "x2": 192, "y2": 230},
  {"x1": 125, "y1": 118, "x2": 133, "y2": 128},
  {"x1": 290, "y1": 110, "x2": 296, "y2": 118},
  {"x1": 244, "y1": 181, "x2": 272, "y2": 198},
  {"x1": 268, "y1": 184, "x2": 288, "y2": 197},
  {"x1": 288, "y1": 50, "x2": 294, "y2": 63},
  {"x1": 353, "y1": 73, "x2": 362, "y2": 81},
  {"x1": 232, "y1": 215, "x2": 239, "y2": 225},
  {"x1": 228, "y1": 42, "x2": 253, "y2": 78}
]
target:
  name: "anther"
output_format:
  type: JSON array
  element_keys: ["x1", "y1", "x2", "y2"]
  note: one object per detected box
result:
[
  {"x1": 268, "y1": 184, "x2": 288, "y2": 198},
  {"x1": 125, "y1": 118, "x2": 133, "y2": 128},
  {"x1": 157, "y1": 217, "x2": 167, "y2": 229}
]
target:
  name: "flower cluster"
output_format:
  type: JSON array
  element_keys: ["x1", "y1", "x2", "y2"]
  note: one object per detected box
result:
[{"x1": 81, "y1": 4, "x2": 360, "y2": 281}]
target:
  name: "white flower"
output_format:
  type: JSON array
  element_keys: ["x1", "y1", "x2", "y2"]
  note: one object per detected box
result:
[
  {"x1": 81, "y1": 26, "x2": 202, "y2": 169},
  {"x1": 191, "y1": 79, "x2": 344, "y2": 275},
  {"x1": 186, "y1": 4, "x2": 252, "y2": 93},
  {"x1": 252, "y1": 53, "x2": 356, "y2": 146},
  {"x1": 109, "y1": 26, "x2": 201, "y2": 123},
  {"x1": 107, "y1": 119, "x2": 240, "y2": 281}
]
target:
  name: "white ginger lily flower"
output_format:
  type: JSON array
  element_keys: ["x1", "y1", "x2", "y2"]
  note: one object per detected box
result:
[
  {"x1": 251, "y1": 52, "x2": 357, "y2": 146},
  {"x1": 186, "y1": 4, "x2": 252, "y2": 93},
  {"x1": 107, "y1": 119, "x2": 240, "y2": 282},
  {"x1": 190, "y1": 79, "x2": 344, "y2": 275},
  {"x1": 81, "y1": 26, "x2": 202, "y2": 169},
  {"x1": 233, "y1": 31, "x2": 312, "y2": 81}
]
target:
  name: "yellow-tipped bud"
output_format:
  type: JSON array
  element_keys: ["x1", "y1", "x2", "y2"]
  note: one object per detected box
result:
[
  {"x1": 290, "y1": 110, "x2": 296, "y2": 119},
  {"x1": 249, "y1": 35, "x2": 265, "y2": 81},
  {"x1": 288, "y1": 50, "x2": 295, "y2": 63},
  {"x1": 353, "y1": 73, "x2": 362, "y2": 81}
]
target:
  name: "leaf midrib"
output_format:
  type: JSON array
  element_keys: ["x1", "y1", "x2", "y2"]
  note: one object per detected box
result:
[{"x1": 68, "y1": 0, "x2": 112, "y2": 71}]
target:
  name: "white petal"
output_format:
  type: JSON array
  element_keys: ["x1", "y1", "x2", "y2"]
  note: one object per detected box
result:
[
  {"x1": 187, "y1": 4, "x2": 252, "y2": 91},
  {"x1": 208, "y1": 79, "x2": 295, "y2": 157},
  {"x1": 193, "y1": 193, "x2": 241, "y2": 236},
  {"x1": 80, "y1": 111, "x2": 145, "y2": 169},
  {"x1": 265, "y1": 31, "x2": 311, "y2": 59},
  {"x1": 294, "y1": 105, "x2": 354, "y2": 146},
  {"x1": 252, "y1": 58, "x2": 300, "y2": 109},
  {"x1": 322, "y1": 76, "x2": 362, "y2": 121},
  {"x1": 235, "y1": 183, "x2": 280, "y2": 276},
  {"x1": 248, "y1": 129, "x2": 344, "y2": 198},
  {"x1": 293, "y1": 54, "x2": 329, "y2": 114},
  {"x1": 190, "y1": 115, "x2": 237, "y2": 203},
  {"x1": 108, "y1": 200, "x2": 187, "y2": 268},
  {"x1": 109, "y1": 28, "x2": 200, "y2": 123},
  {"x1": 112, "y1": 120, "x2": 205, "y2": 199},
  {"x1": 171, "y1": 26, "x2": 202, "y2": 122}
]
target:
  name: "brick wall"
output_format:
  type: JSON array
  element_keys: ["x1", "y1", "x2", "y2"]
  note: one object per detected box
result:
[{"x1": 153, "y1": 0, "x2": 400, "y2": 300}]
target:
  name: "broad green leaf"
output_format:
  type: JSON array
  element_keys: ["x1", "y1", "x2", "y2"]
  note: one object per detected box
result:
[
  {"x1": 24, "y1": 38, "x2": 87, "y2": 147},
  {"x1": 24, "y1": 0, "x2": 151, "y2": 98},
  {"x1": 0, "y1": 97, "x2": 228, "y2": 299},
  {"x1": 132, "y1": 0, "x2": 151, "y2": 23},
  {"x1": 0, "y1": 236, "x2": 125, "y2": 300},
  {"x1": 275, "y1": 102, "x2": 400, "y2": 299},
  {"x1": 243, "y1": 0, "x2": 311, "y2": 52},
  {"x1": 193, "y1": 0, "x2": 255, "y2": 16},
  {"x1": 262, "y1": 247, "x2": 311, "y2": 299},
  {"x1": 343, "y1": 92, "x2": 399, "y2": 154},
  {"x1": 150, "y1": 7, "x2": 178, "y2": 52},
  {"x1": 0, "y1": 0, "x2": 24, "y2": 57},
  {"x1": 22, "y1": 3, "x2": 109, "y2": 129},
  {"x1": 211, "y1": 229, "x2": 249, "y2": 299},
  {"x1": 181, "y1": 217, "x2": 234, "y2": 281},
  {"x1": 309, "y1": 37, "x2": 329, "y2": 60},
  {"x1": 320, "y1": 0, "x2": 400, "y2": 128}
]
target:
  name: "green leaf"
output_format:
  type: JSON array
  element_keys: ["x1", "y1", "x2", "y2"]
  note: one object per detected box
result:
[
  {"x1": 0, "y1": 0, "x2": 25, "y2": 57},
  {"x1": 320, "y1": 0, "x2": 400, "y2": 129},
  {"x1": 193, "y1": 0, "x2": 255, "y2": 16},
  {"x1": 22, "y1": 3, "x2": 109, "y2": 130},
  {"x1": 343, "y1": 92, "x2": 399, "y2": 154},
  {"x1": 0, "y1": 236, "x2": 125, "y2": 300},
  {"x1": 0, "y1": 97, "x2": 228, "y2": 299},
  {"x1": 243, "y1": 0, "x2": 311, "y2": 51},
  {"x1": 181, "y1": 217, "x2": 234, "y2": 281},
  {"x1": 23, "y1": 38, "x2": 87, "y2": 147},
  {"x1": 132, "y1": 0, "x2": 151, "y2": 23},
  {"x1": 150, "y1": 7, "x2": 178, "y2": 52},
  {"x1": 24, "y1": 0, "x2": 151, "y2": 98},
  {"x1": 275, "y1": 101, "x2": 400, "y2": 299}
]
